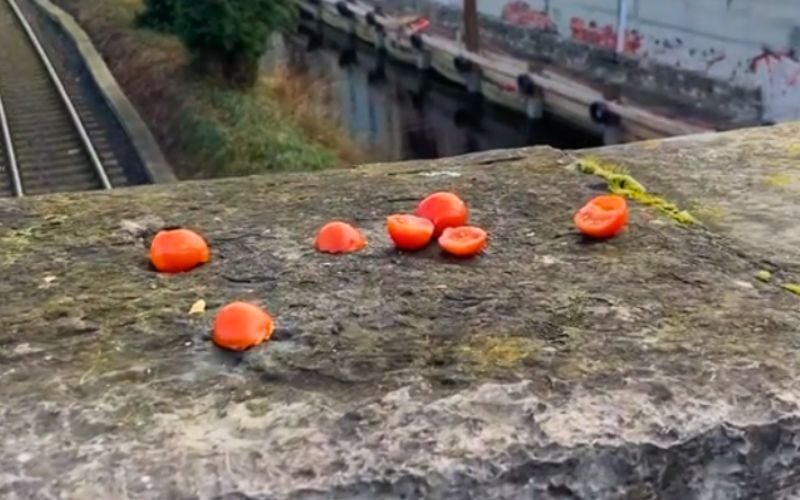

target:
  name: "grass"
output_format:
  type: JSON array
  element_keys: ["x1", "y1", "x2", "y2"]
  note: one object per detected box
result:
[{"x1": 52, "y1": 0, "x2": 364, "y2": 179}]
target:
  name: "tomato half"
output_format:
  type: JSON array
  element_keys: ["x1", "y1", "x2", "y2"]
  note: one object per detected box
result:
[
  {"x1": 315, "y1": 221, "x2": 366, "y2": 254},
  {"x1": 438, "y1": 226, "x2": 487, "y2": 257},
  {"x1": 213, "y1": 302, "x2": 275, "y2": 351},
  {"x1": 574, "y1": 195, "x2": 629, "y2": 239},
  {"x1": 149, "y1": 228, "x2": 210, "y2": 273},
  {"x1": 387, "y1": 214, "x2": 435, "y2": 251},
  {"x1": 415, "y1": 192, "x2": 468, "y2": 236}
]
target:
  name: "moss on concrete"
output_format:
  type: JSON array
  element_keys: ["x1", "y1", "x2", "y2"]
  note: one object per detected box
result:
[{"x1": 575, "y1": 157, "x2": 698, "y2": 225}]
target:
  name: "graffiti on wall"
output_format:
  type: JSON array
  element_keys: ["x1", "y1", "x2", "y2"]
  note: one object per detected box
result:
[
  {"x1": 748, "y1": 48, "x2": 800, "y2": 122},
  {"x1": 645, "y1": 37, "x2": 729, "y2": 73},
  {"x1": 569, "y1": 17, "x2": 642, "y2": 54},
  {"x1": 501, "y1": 1, "x2": 555, "y2": 32},
  {"x1": 484, "y1": 0, "x2": 800, "y2": 121}
]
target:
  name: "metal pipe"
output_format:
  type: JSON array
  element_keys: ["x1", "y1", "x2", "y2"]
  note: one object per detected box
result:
[
  {"x1": 5, "y1": 0, "x2": 112, "y2": 189},
  {"x1": 0, "y1": 95, "x2": 23, "y2": 197},
  {"x1": 463, "y1": 0, "x2": 479, "y2": 53}
]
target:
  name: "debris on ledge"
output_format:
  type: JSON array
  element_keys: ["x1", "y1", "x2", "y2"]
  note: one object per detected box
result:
[{"x1": 1, "y1": 123, "x2": 800, "y2": 498}]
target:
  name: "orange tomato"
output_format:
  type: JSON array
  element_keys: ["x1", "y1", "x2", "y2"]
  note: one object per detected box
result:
[
  {"x1": 438, "y1": 226, "x2": 487, "y2": 257},
  {"x1": 415, "y1": 192, "x2": 468, "y2": 236},
  {"x1": 574, "y1": 195, "x2": 629, "y2": 239},
  {"x1": 213, "y1": 301, "x2": 275, "y2": 351},
  {"x1": 315, "y1": 221, "x2": 366, "y2": 254},
  {"x1": 149, "y1": 228, "x2": 210, "y2": 273},
  {"x1": 386, "y1": 214, "x2": 435, "y2": 251}
]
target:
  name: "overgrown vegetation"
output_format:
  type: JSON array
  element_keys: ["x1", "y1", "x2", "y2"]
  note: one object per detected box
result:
[
  {"x1": 176, "y1": 0, "x2": 295, "y2": 87},
  {"x1": 135, "y1": 0, "x2": 176, "y2": 32},
  {"x1": 53, "y1": 0, "x2": 362, "y2": 179},
  {"x1": 136, "y1": 0, "x2": 296, "y2": 88}
]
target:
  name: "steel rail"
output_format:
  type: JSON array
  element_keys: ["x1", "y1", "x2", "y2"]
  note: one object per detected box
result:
[
  {"x1": 0, "y1": 95, "x2": 23, "y2": 197},
  {"x1": 4, "y1": 0, "x2": 112, "y2": 190}
]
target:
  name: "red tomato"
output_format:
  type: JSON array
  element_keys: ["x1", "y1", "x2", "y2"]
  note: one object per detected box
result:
[
  {"x1": 315, "y1": 221, "x2": 366, "y2": 254},
  {"x1": 438, "y1": 226, "x2": 487, "y2": 257},
  {"x1": 149, "y1": 228, "x2": 210, "y2": 273},
  {"x1": 574, "y1": 195, "x2": 629, "y2": 239},
  {"x1": 415, "y1": 192, "x2": 468, "y2": 236},
  {"x1": 213, "y1": 302, "x2": 275, "y2": 351},
  {"x1": 386, "y1": 214, "x2": 435, "y2": 251}
]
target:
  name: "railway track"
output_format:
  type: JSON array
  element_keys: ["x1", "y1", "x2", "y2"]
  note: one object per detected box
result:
[{"x1": 0, "y1": 0, "x2": 136, "y2": 197}]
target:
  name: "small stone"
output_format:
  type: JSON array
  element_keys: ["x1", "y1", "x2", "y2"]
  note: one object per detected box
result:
[{"x1": 189, "y1": 299, "x2": 207, "y2": 315}]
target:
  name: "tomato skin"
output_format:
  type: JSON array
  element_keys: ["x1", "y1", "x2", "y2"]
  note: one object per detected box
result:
[
  {"x1": 438, "y1": 226, "x2": 487, "y2": 257},
  {"x1": 213, "y1": 302, "x2": 275, "y2": 351},
  {"x1": 149, "y1": 229, "x2": 210, "y2": 273},
  {"x1": 415, "y1": 192, "x2": 468, "y2": 236},
  {"x1": 315, "y1": 221, "x2": 366, "y2": 254},
  {"x1": 574, "y1": 195, "x2": 629, "y2": 239},
  {"x1": 387, "y1": 214, "x2": 435, "y2": 251}
]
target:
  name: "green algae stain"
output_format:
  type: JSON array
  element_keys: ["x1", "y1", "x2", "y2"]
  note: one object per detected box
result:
[
  {"x1": 782, "y1": 283, "x2": 800, "y2": 296},
  {"x1": 756, "y1": 270, "x2": 773, "y2": 283},
  {"x1": 576, "y1": 158, "x2": 698, "y2": 225}
]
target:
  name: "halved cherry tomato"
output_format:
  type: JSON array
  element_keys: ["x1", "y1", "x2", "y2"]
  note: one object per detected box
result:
[
  {"x1": 149, "y1": 228, "x2": 210, "y2": 273},
  {"x1": 213, "y1": 301, "x2": 275, "y2": 351},
  {"x1": 415, "y1": 192, "x2": 468, "y2": 236},
  {"x1": 574, "y1": 195, "x2": 629, "y2": 239},
  {"x1": 387, "y1": 214, "x2": 435, "y2": 251},
  {"x1": 315, "y1": 221, "x2": 366, "y2": 254},
  {"x1": 438, "y1": 226, "x2": 487, "y2": 257}
]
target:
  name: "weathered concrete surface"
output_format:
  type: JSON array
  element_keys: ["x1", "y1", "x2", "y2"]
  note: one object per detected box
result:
[{"x1": 2, "y1": 123, "x2": 800, "y2": 499}]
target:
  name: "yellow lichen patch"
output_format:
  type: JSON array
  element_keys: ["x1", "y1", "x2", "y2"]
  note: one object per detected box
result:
[
  {"x1": 787, "y1": 144, "x2": 800, "y2": 157},
  {"x1": 764, "y1": 173, "x2": 794, "y2": 189},
  {"x1": 460, "y1": 334, "x2": 541, "y2": 372},
  {"x1": 639, "y1": 139, "x2": 663, "y2": 150},
  {"x1": 782, "y1": 283, "x2": 800, "y2": 296},
  {"x1": 575, "y1": 157, "x2": 699, "y2": 225},
  {"x1": 756, "y1": 270, "x2": 773, "y2": 283}
]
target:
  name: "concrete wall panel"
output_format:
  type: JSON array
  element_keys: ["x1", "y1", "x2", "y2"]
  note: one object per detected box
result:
[{"x1": 420, "y1": 0, "x2": 800, "y2": 121}]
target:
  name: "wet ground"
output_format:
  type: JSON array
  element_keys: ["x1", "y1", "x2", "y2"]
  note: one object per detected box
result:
[{"x1": 262, "y1": 28, "x2": 600, "y2": 162}]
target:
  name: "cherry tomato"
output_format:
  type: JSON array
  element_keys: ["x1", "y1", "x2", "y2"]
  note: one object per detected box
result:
[
  {"x1": 574, "y1": 195, "x2": 629, "y2": 239},
  {"x1": 438, "y1": 225, "x2": 487, "y2": 257},
  {"x1": 149, "y1": 228, "x2": 210, "y2": 273},
  {"x1": 387, "y1": 214, "x2": 435, "y2": 251},
  {"x1": 415, "y1": 192, "x2": 468, "y2": 236},
  {"x1": 213, "y1": 302, "x2": 275, "y2": 351},
  {"x1": 315, "y1": 221, "x2": 366, "y2": 254}
]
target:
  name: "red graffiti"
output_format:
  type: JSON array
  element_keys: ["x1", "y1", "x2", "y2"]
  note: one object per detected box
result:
[
  {"x1": 749, "y1": 48, "x2": 800, "y2": 89},
  {"x1": 749, "y1": 48, "x2": 798, "y2": 73},
  {"x1": 501, "y1": 1, "x2": 555, "y2": 32},
  {"x1": 569, "y1": 17, "x2": 642, "y2": 54}
]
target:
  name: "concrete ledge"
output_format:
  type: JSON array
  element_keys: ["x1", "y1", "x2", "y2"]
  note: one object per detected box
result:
[
  {"x1": 33, "y1": 0, "x2": 176, "y2": 184},
  {"x1": 2, "y1": 124, "x2": 800, "y2": 497}
]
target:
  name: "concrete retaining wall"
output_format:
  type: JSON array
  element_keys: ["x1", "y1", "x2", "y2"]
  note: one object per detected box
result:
[{"x1": 384, "y1": 0, "x2": 799, "y2": 124}]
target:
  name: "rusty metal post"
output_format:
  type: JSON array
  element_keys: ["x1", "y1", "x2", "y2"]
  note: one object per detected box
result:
[{"x1": 463, "y1": 0, "x2": 480, "y2": 53}]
